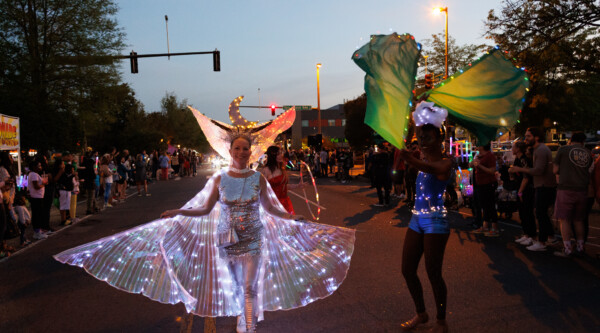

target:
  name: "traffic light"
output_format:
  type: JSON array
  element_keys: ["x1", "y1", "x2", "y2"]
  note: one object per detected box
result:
[
  {"x1": 270, "y1": 104, "x2": 276, "y2": 116},
  {"x1": 424, "y1": 73, "x2": 433, "y2": 90},
  {"x1": 213, "y1": 50, "x2": 220, "y2": 71},
  {"x1": 130, "y1": 51, "x2": 138, "y2": 74}
]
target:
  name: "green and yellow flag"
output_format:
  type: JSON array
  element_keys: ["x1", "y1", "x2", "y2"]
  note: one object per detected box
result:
[
  {"x1": 425, "y1": 49, "x2": 529, "y2": 145},
  {"x1": 352, "y1": 33, "x2": 421, "y2": 149}
]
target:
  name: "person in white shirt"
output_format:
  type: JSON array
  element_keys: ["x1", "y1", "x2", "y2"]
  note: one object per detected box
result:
[{"x1": 28, "y1": 161, "x2": 48, "y2": 240}]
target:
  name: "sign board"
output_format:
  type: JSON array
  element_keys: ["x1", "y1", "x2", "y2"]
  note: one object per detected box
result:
[
  {"x1": 283, "y1": 105, "x2": 312, "y2": 111},
  {"x1": 0, "y1": 114, "x2": 19, "y2": 150}
]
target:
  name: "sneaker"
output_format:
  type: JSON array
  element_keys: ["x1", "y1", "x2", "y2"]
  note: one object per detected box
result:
[
  {"x1": 106, "y1": 203, "x2": 113, "y2": 208},
  {"x1": 545, "y1": 239, "x2": 560, "y2": 247},
  {"x1": 64, "y1": 219, "x2": 72, "y2": 226},
  {"x1": 145, "y1": 193, "x2": 151, "y2": 197},
  {"x1": 471, "y1": 227, "x2": 489, "y2": 234},
  {"x1": 138, "y1": 193, "x2": 142, "y2": 197},
  {"x1": 518, "y1": 237, "x2": 534, "y2": 246},
  {"x1": 21, "y1": 240, "x2": 32, "y2": 246},
  {"x1": 33, "y1": 231, "x2": 48, "y2": 240},
  {"x1": 553, "y1": 249, "x2": 572, "y2": 258},
  {"x1": 485, "y1": 229, "x2": 500, "y2": 237},
  {"x1": 374, "y1": 203, "x2": 385, "y2": 207},
  {"x1": 515, "y1": 235, "x2": 529, "y2": 244},
  {"x1": 526, "y1": 241, "x2": 547, "y2": 252}
]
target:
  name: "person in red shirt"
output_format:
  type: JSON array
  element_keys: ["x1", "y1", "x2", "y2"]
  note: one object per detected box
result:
[{"x1": 470, "y1": 143, "x2": 499, "y2": 236}]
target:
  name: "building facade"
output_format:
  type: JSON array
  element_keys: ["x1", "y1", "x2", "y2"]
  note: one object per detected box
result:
[{"x1": 290, "y1": 104, "x2": 347, "y2": 149}]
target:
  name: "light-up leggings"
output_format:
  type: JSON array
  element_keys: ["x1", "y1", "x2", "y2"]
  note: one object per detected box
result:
[{"x1": 227, "y1": 254, "x2": 262, "y2": 332}]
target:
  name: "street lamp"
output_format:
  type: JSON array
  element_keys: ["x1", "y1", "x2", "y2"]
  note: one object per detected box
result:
[
  {"x1": 316, "y1": 63, "x2": 322, "y2": 135},
  {"x1": 433, "y1": 6, "x2": 448, "y2": 79}
]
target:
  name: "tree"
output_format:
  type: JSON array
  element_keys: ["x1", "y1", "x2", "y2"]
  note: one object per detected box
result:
[
  {"x1": 343, "y1": 94, "x2": 373, "y2": 150},
  {"x1": 485, "y1": 0, "x2": 600, "y2": 132},
  {"x1": 0, "y1": 0, "x2": 125, "y2": 150},
  {"x1": 420, "y1": 33, "x2": 487, "y2": 82},
  {"x1": 159, "y1": 92, "x2": 209, "y2": 152}
]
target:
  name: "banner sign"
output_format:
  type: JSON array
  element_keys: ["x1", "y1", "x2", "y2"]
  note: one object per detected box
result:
[{"x1": 0, "y1": 114, "x2": 20, "y2": 150}]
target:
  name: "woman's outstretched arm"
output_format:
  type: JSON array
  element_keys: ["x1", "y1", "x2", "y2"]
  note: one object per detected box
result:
[{"x1": 160, "y1": 175, "x2": 221, "y2": 218}]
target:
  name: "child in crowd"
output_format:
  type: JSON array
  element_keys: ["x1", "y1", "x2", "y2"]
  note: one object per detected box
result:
[{"x1": 12, "y1": 195, "x2": 32, "y2": 246}]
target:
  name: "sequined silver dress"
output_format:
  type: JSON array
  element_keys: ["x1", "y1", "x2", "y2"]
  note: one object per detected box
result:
[
  {"x1": 53, "y1": 168, "x2": 356, "y2": 320},
  {"x1": 218, "y1": 171, "x2": 263, "y2": 257}
]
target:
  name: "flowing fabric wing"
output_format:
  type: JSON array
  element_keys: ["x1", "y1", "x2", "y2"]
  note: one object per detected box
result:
[
  {"x1": 188, "y1": 106, "x2": 296, "y2": 164},
  {"x1": 352, "y1": 33, "x2": 421, "y2": 149},
  {"x1": 54, "y1": 172, "x2": 355, "y2": 317},
  {"x1": 188, "y1": 107, "x2": 234, "y2": 163},
  {"x1": 424, "y1": 49, "x2": 529, "y2": 145},
  {"x1": 251, "y1": 107, "x2": 296, "y2": 161}
]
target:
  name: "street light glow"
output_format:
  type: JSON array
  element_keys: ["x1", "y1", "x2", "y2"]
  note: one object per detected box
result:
[
  {"x1": 316, "y1": 63, "x2": 322, "y2": 69},
  {"x1": 433, "y1": 7, "x2": 447, "y2": 14}
]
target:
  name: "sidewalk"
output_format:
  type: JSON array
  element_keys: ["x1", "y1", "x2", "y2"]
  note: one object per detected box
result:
[{"x1": 2, "y1": 181, "x2": 154, "y2": 259}]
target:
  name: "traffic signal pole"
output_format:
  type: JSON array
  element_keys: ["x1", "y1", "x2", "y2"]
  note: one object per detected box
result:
[{"x1": 114, "y1": 50, "x2": 221, "y2": 73}]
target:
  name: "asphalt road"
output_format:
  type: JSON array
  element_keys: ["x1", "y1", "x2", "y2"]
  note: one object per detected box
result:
[{"x1": 1, "y1": 167, "x2": 600, "y2": 332}]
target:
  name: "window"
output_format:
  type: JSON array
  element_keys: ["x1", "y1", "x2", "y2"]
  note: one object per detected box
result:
[
  {"x1": 328, "y1": 119, "x2": 335, "y2": 126},
  {"x1": 302, "y1": 120, "x2": 309, "y2": 127}
]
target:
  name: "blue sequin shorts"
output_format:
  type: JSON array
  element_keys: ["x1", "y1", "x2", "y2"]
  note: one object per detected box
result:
[{"x1": 408, "y1": 215, "x2": 449, "y2": 234}]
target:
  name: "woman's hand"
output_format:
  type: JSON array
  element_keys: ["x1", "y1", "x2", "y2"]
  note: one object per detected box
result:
[
  {"x1": 160, "y1": 209, "x2": 180, "y2": 218},
  {"x1": 291, "y1": 214, "x2": 306, "y2": 222}
]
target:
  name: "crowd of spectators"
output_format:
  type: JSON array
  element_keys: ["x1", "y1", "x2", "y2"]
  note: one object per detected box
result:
[
  {"x1": 363, "y1": 127, "x2": 600, "y2": 258},
  {"x1": 0, "y1": 147, "x2": 202, "y2": 258}
]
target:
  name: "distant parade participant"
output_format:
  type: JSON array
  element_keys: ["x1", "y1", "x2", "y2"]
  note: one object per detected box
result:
[{"x1": 260, "y1": 145, "x2": 305, "y2": 214}]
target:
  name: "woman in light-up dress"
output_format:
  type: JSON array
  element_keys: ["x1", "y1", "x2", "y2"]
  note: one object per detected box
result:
[{"x1": 54, "y1": 134, "x2": 355, "y2": 333}]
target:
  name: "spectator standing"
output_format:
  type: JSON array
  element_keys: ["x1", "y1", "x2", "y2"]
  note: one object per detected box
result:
[
  {"x1": 28, "y1": 161, "x2": 48, "y2": 241},
  {"x1": 512, "y1": 141, "x2": 536, "y2": 246},
  {"x1": 57, "y1": 161, "x2": 75, "y2": 226},
  {"x1": 470, "y1": 143, "x2": 499, "y2": 237},
  {"x1": 79, "y1": 151, "x2": 98, "y2": 214},
  {"x1": 552, "y1": 132, "x2": 592, "y2": 257},
  {"x1": 116, "y1": 156, "x2": 129, "y2": 201},
  {"x1": 12, "y1": 195, "x2": 31, "y2": 246},
  {"x1": 320, "y1": 149, "x2": 328, "y2": 178},
  {"x1": 135, "y1": 154, "x2": 151, "y2": 197},
  {"x1": 159, "y1": 151, "x2": 170, "y2": 180},
  {"x1": 171, "y1": 151, "x2": 180, "y2": 177},
  {"x1": 510, "y1": 127, "x2": 558, "y2": 251},
  {"x1": 99, "y1": 155, "x2": 114, "y2": 209},
  {"x1": 0, "y1": 152, "x2": 16, "y2": 239},
  {"x1": 371, "y1": 144, "x2": 393, "y2": 207}
]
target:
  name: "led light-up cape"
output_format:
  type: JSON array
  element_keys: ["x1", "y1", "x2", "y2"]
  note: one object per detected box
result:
[{"x1": 54, "y1": 99, "x2": 356, "y2": 319}]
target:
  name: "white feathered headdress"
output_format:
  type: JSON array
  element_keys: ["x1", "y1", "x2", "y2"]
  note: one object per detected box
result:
[{"x1": 412, "y1": 101, "x2": 448, "y2": 128}]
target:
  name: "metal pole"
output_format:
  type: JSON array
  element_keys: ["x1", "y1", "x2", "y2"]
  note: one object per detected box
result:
[
  {"x1": 444, "y1": 8, "x2": 448, "y2": 79},
  {"x1": 165, "y1": 15, "x2": 170, "y2": 60},
  {"x1": 316, "y1": 63, "x2": 322, "y2": 135}
]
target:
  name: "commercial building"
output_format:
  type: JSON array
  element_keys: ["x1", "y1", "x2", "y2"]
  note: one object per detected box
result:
[{"x1": 289, "y1": 104, "x2": 347, "y2": 149}]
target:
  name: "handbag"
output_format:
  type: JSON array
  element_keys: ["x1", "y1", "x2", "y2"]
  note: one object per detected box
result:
[{"x1": 216, "y1": 176, "x2": 246, "y2": 248}]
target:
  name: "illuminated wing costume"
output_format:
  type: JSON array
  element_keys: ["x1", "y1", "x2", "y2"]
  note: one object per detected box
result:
[
  {"x1": 352, "y1": 34, "x2": 529, "y2": 146},
  {"x1": 54, "y1": 97, "x2": 355, "y2": 320}
]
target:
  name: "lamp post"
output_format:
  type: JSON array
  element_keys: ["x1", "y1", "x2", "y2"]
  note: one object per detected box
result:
[
  {"x1": 316, "y1": 63, "x2": 322, "y2": 135},
  {"x1": 433, "y1": 7, "x2": 448, "y2": 79}
]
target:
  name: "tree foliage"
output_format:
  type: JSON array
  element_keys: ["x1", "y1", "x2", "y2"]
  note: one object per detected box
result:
[
  {"x1": 420, "y1": 33, "x2": 487, "y2": 81},
  {"x1": 343, "y1": 94, "x2": 373, "y2": 150},
  {"x1": 0, "y1": 0, "x2": 125, "y2": 151},
  {"x1": 485, "y1": 0, "x2": 600, "y2": 133}
]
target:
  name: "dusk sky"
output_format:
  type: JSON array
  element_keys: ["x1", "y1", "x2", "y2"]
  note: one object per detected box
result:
[{"x1": 116, "y1": 0, "x2": 503, "y2": 123}]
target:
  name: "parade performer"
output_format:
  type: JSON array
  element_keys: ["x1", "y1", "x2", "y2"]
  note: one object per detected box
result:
[
  {"x1": 54, "y1": 103, "x2": 355, "y2": 333},
  {"x1": 260, "y1": 145, "x2": 304, "y2": 214},
  {"x1": 398, "y1": 101, "x2": 451, "y2": 333}
]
